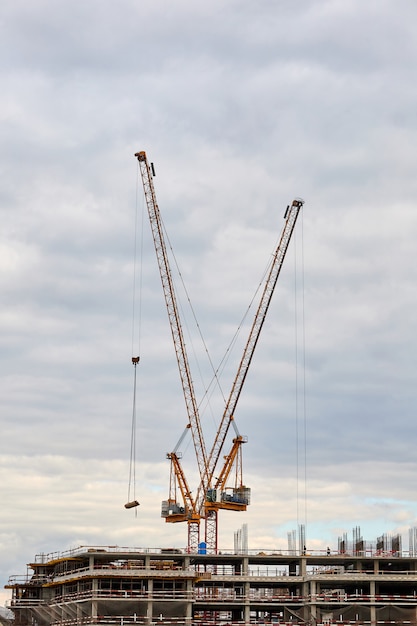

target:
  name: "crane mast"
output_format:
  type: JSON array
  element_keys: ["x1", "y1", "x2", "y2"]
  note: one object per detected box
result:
[{"x1": 135, "y1": 151, "x2": 207, "y2": 550}]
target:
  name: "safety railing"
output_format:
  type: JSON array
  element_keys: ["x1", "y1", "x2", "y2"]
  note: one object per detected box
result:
[{"x1": 31, "y1": 545, "x2": 417, "y2": 564}]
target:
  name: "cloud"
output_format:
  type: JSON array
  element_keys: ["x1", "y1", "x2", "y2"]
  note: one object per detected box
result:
[{"x1": 2, "y1": 0, "x2": 417, "y2": 608}]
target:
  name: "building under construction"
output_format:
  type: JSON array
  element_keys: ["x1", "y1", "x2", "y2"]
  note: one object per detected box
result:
[
  {"x1": 6, "y1": 533, "x2": 417, "y2": 626},
  {"x1": 6, "y1": 155, "x2": 414, "y2": 626}
]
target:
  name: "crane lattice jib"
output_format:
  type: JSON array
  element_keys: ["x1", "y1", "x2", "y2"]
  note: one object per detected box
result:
[
  {"x1": 135, "y1": 152, "x2": 208, "y2": 486},
  {"x1": 197, "y1": 198, "x2": 304, "y2": 513}
]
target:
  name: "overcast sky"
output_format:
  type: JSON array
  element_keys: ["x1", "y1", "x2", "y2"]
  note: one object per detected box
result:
[{"x1": 2, "y1": 0, "x2": 417, "y2": 606}]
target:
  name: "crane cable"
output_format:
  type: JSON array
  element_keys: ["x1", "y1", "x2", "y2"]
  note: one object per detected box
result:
[
  {"x1": 301, "y1": 211, "x2": 308, "y2": 539},
  {"x1": 161, "y1": 220, "x2": 228, "y2": 412},
  {"x1": 167, "y1": 219, "x2": 293, "y2": 451},
  {"x1": 294, "y1": 209, "x2": 307, "y2": 540},
  {"x1": 132, "y1": 162, "x2": 145, "y2": 359},
  {"x1": 165, "y1": 216, "x2": 278, "y2": 437},
  {"x1": 126, "y1": 357, "x2": 140, "y2": 510},
  {"x1": 125, "y1": 165, "x2": 143, "y2": 512}
]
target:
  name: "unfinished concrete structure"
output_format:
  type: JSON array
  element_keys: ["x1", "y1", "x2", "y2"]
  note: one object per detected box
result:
[{"x1": 6, "y1": 544, "x2": 417, "y2": 625}]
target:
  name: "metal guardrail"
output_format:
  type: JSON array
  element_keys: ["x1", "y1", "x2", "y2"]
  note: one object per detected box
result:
[
  {"x1": 8, "y1": 566, "x2": 417, "y2": 588},
  {"x1": 22, "y1": 618, "x2": 417, "y2": 626},
  {"x1": 31, "y1": 546, "x2": 417, "y2": 564},
  {"x1": 8, "y1": 589, "x2": 417, "y2": 607}
]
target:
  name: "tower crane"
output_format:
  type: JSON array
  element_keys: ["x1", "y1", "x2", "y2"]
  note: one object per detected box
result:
[
  {"x1": 135, "y1": 151, "x2": 208, "y2": 551},
  {"x1": 135, "y1": 150, "x2": 304, "y2": 553},
  {"x1": 199, "y1": 198, "x2": 304, "y2": 552}
]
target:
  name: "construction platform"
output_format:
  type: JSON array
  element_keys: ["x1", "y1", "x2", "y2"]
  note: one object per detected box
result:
[{"x1": 5, "y1": 545, "x2": 417, "y2": 625}]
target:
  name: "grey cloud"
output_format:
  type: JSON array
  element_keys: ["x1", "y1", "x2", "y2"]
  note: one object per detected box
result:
[{"x1": 2, "y1": 0, "x2": 417, "y2": 607}]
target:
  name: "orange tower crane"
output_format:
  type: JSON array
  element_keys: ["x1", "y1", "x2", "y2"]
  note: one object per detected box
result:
[{"x1": 135, "y1": 150, "x2": 304, "y2": 553}]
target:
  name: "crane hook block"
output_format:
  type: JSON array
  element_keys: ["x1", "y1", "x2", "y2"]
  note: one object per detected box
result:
[
  {"x1": 124, "y1": 500, "x2": 140, "y2": 509},
  {"x1": 132, "y1": 356, "x2": 140, "y2": 365}
]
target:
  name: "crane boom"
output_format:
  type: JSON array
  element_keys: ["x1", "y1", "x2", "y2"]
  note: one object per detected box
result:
[
  {"x1": 135, "y1": 151, "x2": 208, "y2": 494},
  {"x1": 198, "y1": 198, "x2": 304, "y2": 517}
]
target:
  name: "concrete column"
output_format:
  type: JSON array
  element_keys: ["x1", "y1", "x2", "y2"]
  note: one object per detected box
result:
[
  {"x1": 91, "y1": 578, "x2": 98, "y2": 621},
  {"x1": 244, "y1": 581, "x2": 251, "y2": 624},
  {"x1": 310, "y1": 579, "x2": 317, "y2": 626},
  {"x1": 302, "y1": 580, "x2": 310, "y2": 624},
  {"x1": 370, "y1": 580, "x2": 376, "y2": 626},
  {"x1": 146, "y1": 578, "x2": 153, "y2": 624},
  {"x1": 185, "y1": 580, "x2": 193, "y2": 622},
  {"x1": 76, "y1": 582, "x2": 83, "y2": 623}
]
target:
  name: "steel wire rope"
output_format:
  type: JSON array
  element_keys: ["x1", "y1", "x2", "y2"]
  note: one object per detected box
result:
[
  {"x1": 300, "y1": 209, "x2": 308, "y2": 540},
  {"x1": 157, "y1": 217, "x2": 210, "y2": 460},
  {"x1": 128, "y1": 362, "x2": 139, "y2": 507},
  {"x1": 162, "y1": 217, "x2": 281, "y2": 447},
  {"x1": 160, "y1": 217, "x2": 232, "y2": 456},
  {"x1": 160, "y1": 218, "x2": 227, "y2": 407},
  {"x1": 203, "y1": 246, "x2": 284, "y2": 438},
  {"x1": 126, "y1": 168, "x2": 144, "y2": 512},
  {"x1": 131, "y1": 163, "x2": 144, "y2": 359},
  {"x1": 294, "y1": 229, "x2": 300, "y2": 537},
  {"x1": 139, "y1": 206, "x2": 216, "y2": 464},
  {"x1": 204, "y1": 253, "x2": 273, "y2": 399},
  {"x1": 293, "y1": 207, "x2": 307, "y2": 546}
]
